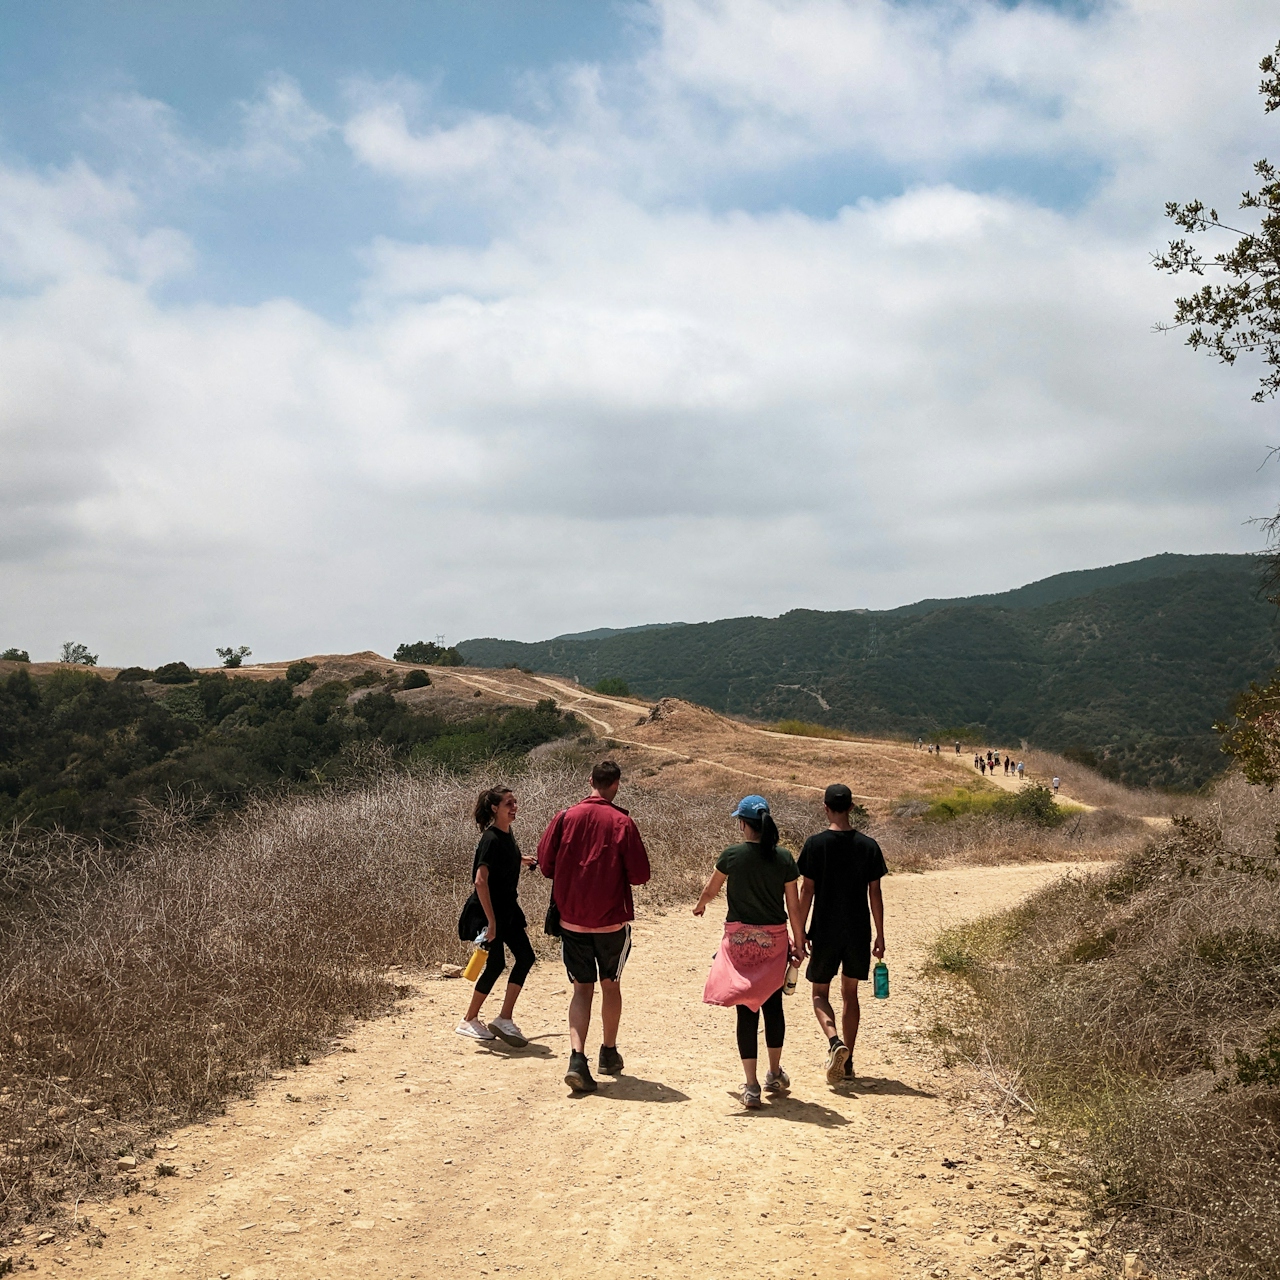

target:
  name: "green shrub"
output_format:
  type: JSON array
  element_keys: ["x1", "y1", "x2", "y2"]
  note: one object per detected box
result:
[
  {"x1": 1, "y1": 648, "x2": 29, "y2": 662},
  {"x1": 594, "y1": 677, "x2": 630, "y2": 696},
  {"x1": 350, "y1": 669, "x2": 384, "y2": 689},
  {"x1": 922, "y1": 783, "x2": 1070, "y2": 827},
  {"x1": 153, "y1": 661, "x2": 195, "y2": 685},
  {"x1": 402, "y1": 670, "x2": 431, "y2": 690},
  {"x1": 394, "y1": 641, "x2": 463, "y2": 666},
  {"x1": 115, "y1": 667, "x2": 153, "y2": 682},
  {"x1": 285, "y1": 660, "x2": 317, "y2": 685}
]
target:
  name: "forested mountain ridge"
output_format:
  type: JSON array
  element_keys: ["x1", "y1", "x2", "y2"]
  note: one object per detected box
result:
[{"x1": 459, "y1": 554, "x2": 1276, "y2": 788}]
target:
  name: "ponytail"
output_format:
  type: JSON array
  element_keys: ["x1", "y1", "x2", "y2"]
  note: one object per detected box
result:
[
  {"x1": 474, "y1": 786, "x2": 512, "y2": 832},
  {"x1": 740, "y1": 811, "x2": 781, "y2": 860}
]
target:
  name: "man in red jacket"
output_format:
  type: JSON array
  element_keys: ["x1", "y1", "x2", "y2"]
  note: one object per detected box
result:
[{"x1": 538, "y1": 759, "x2": 651, "y2": 1093}]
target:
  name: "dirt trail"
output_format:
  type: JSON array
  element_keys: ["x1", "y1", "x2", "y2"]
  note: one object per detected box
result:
[{"x1": 76, "y1": 863, "x2": 1097, "y2": 1280}]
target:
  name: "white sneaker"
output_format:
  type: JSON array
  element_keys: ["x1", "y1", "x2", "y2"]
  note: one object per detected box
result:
[
  {"x1": 487, "y1": 1018, "x2": 528, "y2": 1048},
  {"x1": 455, "y1": 1018, "x2": 496, "y2": 1041}
]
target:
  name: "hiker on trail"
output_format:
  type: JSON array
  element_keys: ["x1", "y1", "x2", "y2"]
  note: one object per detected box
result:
[
  {"x1": 537, "y1": 760, "x2": 651, "y2": 1094},
  {"x1": 979, "y1": 758, "x2": 986, "y2": 776},
  {"x1": 799, "y1": 784, "x2": 887, "y2": 1085},
  {"x1": 456, "y1": 787, "x2": 538, "y2": 1047},
  {"x1": 1003, "y1": 756, "x2": 1010, "y2": 776},
  {"x1": 1017, "y1": 761, "x2": 1025, "y2": 779},
  {"x1": 1052, "y1": 776, "x2": 1060, "y2": 796},
  {"x1": 694, "y1": 795, "x2": 807, "y2": 1111},
  {"x1": 955, "y1": 741, "x2": 960, "y2": 754}
]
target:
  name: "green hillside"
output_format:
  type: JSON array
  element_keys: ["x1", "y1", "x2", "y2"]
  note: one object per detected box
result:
[{"x1": 459, "y1": 554, "x2": 1277, "y2": 789}]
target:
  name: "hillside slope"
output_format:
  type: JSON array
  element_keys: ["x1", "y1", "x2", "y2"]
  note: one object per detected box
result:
[{"x1": 459, "y1": 554, "x2": 1277, "y2": 788}]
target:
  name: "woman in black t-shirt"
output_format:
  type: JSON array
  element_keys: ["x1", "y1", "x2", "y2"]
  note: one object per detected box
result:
[{"x1": 455, "y1": 787, "x2": 537, "y2": 1048}]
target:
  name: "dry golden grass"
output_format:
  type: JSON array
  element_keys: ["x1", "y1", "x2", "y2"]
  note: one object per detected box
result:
[{"x1": 928, "y1": 770, "x2": 1280, "y2": 1279}]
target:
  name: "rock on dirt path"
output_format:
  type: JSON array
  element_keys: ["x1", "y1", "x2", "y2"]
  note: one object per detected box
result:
[{"x1": 68, "y1": 863, "x2": 1098, "y2": 1280}]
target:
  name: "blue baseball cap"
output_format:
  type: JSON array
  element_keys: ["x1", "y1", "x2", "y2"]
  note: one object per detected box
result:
[{"x1": 731, "y1": 794, "x2": 770, "y2": 820}]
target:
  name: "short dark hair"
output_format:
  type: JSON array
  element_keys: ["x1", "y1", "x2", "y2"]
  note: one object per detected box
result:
[{"x1": 591, "y1": 759, "x2": 622, "y2": 788}]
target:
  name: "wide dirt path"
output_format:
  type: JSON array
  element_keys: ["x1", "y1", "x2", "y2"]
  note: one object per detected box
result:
[{"x1": 79, "y1": 864, "x2": 1092, "y2": 1280}]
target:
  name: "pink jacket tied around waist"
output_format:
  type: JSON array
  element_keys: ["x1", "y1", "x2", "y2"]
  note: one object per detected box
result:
[{"x1": 703, "y1": 921, "x2": 789, "y2": 1012}]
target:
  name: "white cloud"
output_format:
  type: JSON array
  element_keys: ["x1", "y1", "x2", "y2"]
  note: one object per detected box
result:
[{"x1": 1, "y1": 0, "x2": 1277, "y2": 662}]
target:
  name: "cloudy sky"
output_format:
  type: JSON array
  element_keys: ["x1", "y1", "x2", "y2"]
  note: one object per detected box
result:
[{"x1": 2, "y1": 0, "x2": 1277, "y2": 665}]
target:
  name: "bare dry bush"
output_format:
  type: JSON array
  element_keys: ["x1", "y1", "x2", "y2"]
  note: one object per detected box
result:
[
  {"x1": 1015, "y1": 747, "x2": 1178, "y2": 818},
  {"x1": 931, "y1": 780, "x2": 1280, "y2": 1278},
  {"x1": 871, "y1": 806, "x2": 1147, "y2": 872}
]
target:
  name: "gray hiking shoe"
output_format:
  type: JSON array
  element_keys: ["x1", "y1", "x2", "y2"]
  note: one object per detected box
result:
[
  {"x1": 741, "y1": 1082, "x2": 762, "y2": 1110},
  {"x1": 764, "y1": 1068, "x2": 790, "y2": 1094}
]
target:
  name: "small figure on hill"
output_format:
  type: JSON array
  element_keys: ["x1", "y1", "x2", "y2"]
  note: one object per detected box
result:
[
  {"x1": 1003, "y1": 756, "x2": 1010, "y2": 776},
  {"x1": 798, "y1": 784, "x2": 887, "y2": 1085},
  {"x1": 1017, "y1": 760, "x2": 1025, "y2": 779},
  {"x1": 538, "y1": 760, "x2": 651, "y2": 1093},
  {"x1": 955, "y1": 740, "x2": 961, "y2": 754},
  {"x1": 694, "y1": 795, "x2": 806, "y2": 1110},
  {"x1": 456, "y1": 787, "x2": 538, "y2": 1047},
  {"x1": 979, "y1": 758, "x2": 986, "y2": 776},
  {"x1": 1052, "y1": 776, "x2": 1061, "y2": 796}
]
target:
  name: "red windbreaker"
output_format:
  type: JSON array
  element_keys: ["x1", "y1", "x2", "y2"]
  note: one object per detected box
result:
[{"x1": 537, "y1": 795, "x2": 651, "y2": 931}]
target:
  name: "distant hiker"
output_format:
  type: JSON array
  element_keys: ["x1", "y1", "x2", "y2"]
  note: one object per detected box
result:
[
  {"x1": 1052, "y1": 776, "x2": 1060, "y2": 796},
  {"x1": 979, "y1": 758, "x2": 986, "y2": 776},
  {"x1": 456, "y1": 787, "x2": 538, "y2": 1047},
  {"x1": 798, "y1": 784, "x2": 887, "y2": 1084},
  {"x1": 987, "y1": 750, "x2": 994, "y2": 767},
  {"x1": 537, "y1": 760, "x2": 651, "y2": 1094},
  {"x1": 695, "y1": 795, "x2": 806, "y2": 1111},
  {"x1": 955, "y1": 741, "x2": 960, "y2": 754},
  {"x1": 1003, "y1": 757, "x2": 1010, "y2": 776},
  {"x1": 1017, "y1": 761, "x2": 1025, "y2": 779}
]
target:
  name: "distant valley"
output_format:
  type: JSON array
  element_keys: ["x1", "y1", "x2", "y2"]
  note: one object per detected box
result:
[{"x1": 459, "y1": 553, "x2": 1278, "y2": 789}]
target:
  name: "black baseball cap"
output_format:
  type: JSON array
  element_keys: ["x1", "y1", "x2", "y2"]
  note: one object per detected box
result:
[{"x1": 823, "y1": 783, "x2": 854, "y2": 811}]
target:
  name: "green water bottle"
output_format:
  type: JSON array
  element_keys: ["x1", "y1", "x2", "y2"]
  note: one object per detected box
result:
[{"x1": 873, "y1": 960, "x2": 889, "y2": 1000}]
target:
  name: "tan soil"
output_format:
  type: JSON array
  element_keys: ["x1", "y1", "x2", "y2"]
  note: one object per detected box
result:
[{"x1": 66, "y1": 862, "x2": 1097, "y2": 1280}]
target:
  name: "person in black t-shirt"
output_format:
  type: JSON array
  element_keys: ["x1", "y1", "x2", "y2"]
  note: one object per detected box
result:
[
  {"x1": 456, "y1": 787, "x2": 538, "y2": 1048},
  {"x1": 798, "y1": 783, "x2": 887, "y2": 1085}
]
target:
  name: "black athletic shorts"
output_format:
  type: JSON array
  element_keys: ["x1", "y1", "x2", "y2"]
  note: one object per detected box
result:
[
  {"x1": 561, "y1": 925, "x2": 632, "y2": 984},
  {"x1": 806, "y1": 936, "x2": 871, "y2": 984}
]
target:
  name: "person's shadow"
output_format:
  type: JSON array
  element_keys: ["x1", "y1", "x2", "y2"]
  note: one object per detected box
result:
[
  {"x1": 842, "y1": 1074, "x2": 934, "y2": 1098},
  {"x1": 723, "y1": 1091, "x2": 850, "y2": 1127},
  {"x1": 481, "y1": 1035, "x2": 556, "y2": 1060},
  {"x1": 597, "y1": 1075, "x2": 690, "y2": 1103}
]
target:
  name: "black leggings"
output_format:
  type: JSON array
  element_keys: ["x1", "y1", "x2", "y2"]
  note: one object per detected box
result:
[
  {"x1": 735, "y1": 986, "x2": 785, "y2": 1060},
  {"x1": 475, "y1": 925, "x2": 536, "y2": 996}
]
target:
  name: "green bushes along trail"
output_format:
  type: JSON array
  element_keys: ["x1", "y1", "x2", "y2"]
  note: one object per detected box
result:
[{"x1": 0, "y1": 665, "x2": 576, "y2": 840}]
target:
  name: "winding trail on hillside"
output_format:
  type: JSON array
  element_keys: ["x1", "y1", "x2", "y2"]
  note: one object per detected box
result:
[{"x1": 76, "y1": 863, "x2": 1098, "y2": 1280}]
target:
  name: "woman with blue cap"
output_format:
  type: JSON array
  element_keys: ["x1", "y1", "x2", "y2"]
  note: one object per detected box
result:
[{"x1": 693, "y1": 795, "x2": 807, "y2": 1109}]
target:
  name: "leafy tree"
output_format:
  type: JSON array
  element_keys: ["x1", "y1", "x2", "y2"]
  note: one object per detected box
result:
[
  {"x1": 594, "y1": 677, "x2": 630, "y2": 696},
  {"x1": 216, "y1": 645, "x2": 252, "y2": 668},
  {"x1": 59, "y1": 641, "x2": 97, "y2": 666},
  {"x1": 394, "y1": 640, "x2": 463, "y2": 667},
  {"x1": 115, "y1": 667, "x2": 153, "y2": 682},
  {"x1": 1154, "y1": 42, "x2": 1280, "y2": 592},
  {"x1": 1, "y1": 648, "x2": 29, "y2": 662},
  {"x1": 153, "y1": 662, "x2": 196, "y2": 685}
]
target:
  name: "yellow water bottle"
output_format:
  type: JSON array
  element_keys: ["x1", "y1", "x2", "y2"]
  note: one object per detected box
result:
[{"x1": 462, "y1": 930, "x2": 489, "y2": 982}]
